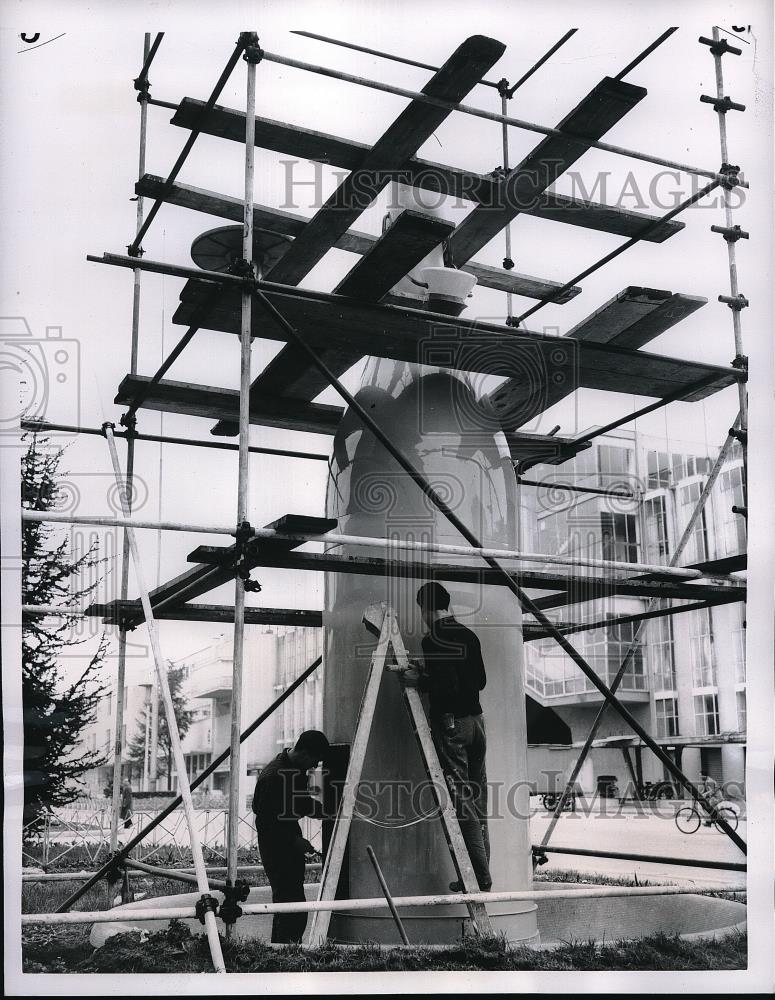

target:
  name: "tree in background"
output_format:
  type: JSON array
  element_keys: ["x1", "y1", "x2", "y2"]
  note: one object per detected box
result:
[
  {"x1": 127, "y1": 663, "x2": 194, "y2": 790},
  {"x1": 21, "y1": 435, "x2": 108, "y2": 831}
]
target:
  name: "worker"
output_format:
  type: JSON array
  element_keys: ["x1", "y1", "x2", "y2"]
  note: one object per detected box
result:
[
  {"x1": 403, "y1": 581, "x2": 492, "y2": 893},
  {"x1": 252, "y1": 729, "x2": 330, "y2": 943}
]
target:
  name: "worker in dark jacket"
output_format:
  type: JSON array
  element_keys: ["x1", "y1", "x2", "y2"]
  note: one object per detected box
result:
[
  {"x1": 403, "y1": 582, "x2": 492, "y2": 892},
  {"x1": 252, "y1": 729, "x2": 329, "y2": 943}
]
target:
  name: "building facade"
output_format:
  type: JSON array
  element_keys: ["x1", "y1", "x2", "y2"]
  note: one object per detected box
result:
[{"x1": 520, "y1": 428, "x2": 746, "y2": 796}]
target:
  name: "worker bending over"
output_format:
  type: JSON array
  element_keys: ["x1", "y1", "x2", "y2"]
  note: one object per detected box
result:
[{"x1": 252, "y1": 729, "x2": 329, "y2": 943}]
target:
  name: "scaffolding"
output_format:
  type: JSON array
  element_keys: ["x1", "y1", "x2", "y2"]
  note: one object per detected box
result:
[{"x1": 20, "y1": 25, "x2": 750, "y2": 969}]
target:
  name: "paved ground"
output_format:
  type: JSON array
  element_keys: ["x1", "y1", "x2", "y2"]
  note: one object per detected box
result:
[{"x1": 530, "y1": 803, "x2": 746, "y2": 889}]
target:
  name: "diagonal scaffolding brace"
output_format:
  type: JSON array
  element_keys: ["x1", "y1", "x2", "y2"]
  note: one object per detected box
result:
[{"x1": 101, "y1": 423, "x2": 226, "y2": 972}]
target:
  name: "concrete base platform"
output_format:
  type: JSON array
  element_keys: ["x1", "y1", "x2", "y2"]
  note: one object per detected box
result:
[{"x1": 89, "y1": 881, "x2": 746, "y2": 950}]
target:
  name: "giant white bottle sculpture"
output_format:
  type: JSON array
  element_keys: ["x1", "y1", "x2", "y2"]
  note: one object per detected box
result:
[{"x1": 322, "y1": 184, "x2": 538, "y2": 945}]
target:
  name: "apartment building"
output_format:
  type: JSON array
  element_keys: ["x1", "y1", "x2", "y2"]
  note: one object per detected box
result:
[{"x1": 520, "y1": 428, "x2": 746, "y2": 795}]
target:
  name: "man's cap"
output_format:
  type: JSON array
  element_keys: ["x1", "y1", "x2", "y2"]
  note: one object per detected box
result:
[{"x1": 295, "y1": 729, "x2": 330, "y2": 761}]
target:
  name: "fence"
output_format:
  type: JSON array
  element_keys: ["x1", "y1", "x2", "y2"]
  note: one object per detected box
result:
[{"x1": 23, "y1": 806, "x2": 323, "y2": 869}]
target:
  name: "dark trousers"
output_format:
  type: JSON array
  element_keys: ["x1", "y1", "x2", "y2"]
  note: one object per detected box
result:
[
  {"x1": 257, "y1": 833, "x2": 307, "y2": 943},
  {"x1": 431, "y1": 713, "x2": 491, "y2": 889}
]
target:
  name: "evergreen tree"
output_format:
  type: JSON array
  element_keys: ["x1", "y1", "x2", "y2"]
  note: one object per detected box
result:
[
  {"x1": 21, "y1": 434, "x2": 108, "y2": 831},
  {"x1": 127, "y1": 663, "x2": 194, "y2": 790}
]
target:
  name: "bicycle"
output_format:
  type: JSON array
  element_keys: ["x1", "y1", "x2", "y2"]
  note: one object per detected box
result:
[{"x1": 674, "y1": 800, "x2": 739, "y2": 834}]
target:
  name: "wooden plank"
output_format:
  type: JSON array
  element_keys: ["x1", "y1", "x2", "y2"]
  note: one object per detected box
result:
[
  {"x1": 567, "y1": 288, "x2": 707, "y2": 348},
  {"x1": 504, "y1": 431, "x2": 591, "y2": 466},
  {"x1": 306, "y1": 611, "x2": 392, "y2": 945},
  {"x1": 136, "y1": 174, "x2": 582, "y2": 301},
  {"x1": 114, "y1": 374, "x2": 343, "y2": 434},
  {"x1": 215, "y1": 211, "x2": 456, "y2": 429},
  {"x1": 186, "y1": 545, "x2": 743, "y2": 603},
  {"x1": 264, "y1": 35, "x2": 506, "y2": 286},
  {"x1": 172, "y1": 281, "x2": 739, "y2": 401},
  {"x1": 90, "y1": 601, "x2": 323, "y2": 627},
  {"x1": 170, "y1": 102, "x2": 682, "y2": 243},
  {"x1": 484, "y1": 287, "x2": 711, "y2": 429},
  {"x1": 448, "y1": 77, "x2": 648, "y2": 262},
  {"x1": 335, "y1": 210, "x2": 454, "y2": 300}
]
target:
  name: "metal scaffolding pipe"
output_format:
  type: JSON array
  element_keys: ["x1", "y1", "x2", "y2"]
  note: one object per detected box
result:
[
  {"x1": 226, "y1": 38, "x2": 258, "y2": 908},
  {"x1": 20, "y1": 510, "x2": 744, "y2": 582},
  {"x1": 708, "y1": 25, "x2": 749, "y2": 503},
  {"x1": 614, "y1": 27, "x2": 678, "y2": 81},
  {"x1": 129, "y1": 36, "x2": 247, "y2": 256},
  {"x1": 259, "y1": 49, "x2": 743, "y2": 184},
  {"x1": 20, "y1": 419, "x2": 329, "y2": 462},
  {"x1": 537, "y1": 844, "x2": 746, "y2": 872},
  {"x1": 101, "y1": 425, "x2": 226, "y2": 972},
  {"x1": 110, "y1": 31, "x2": 152, "y2": 856},
  {"x1": 22, "y1": 881, "x2": 746, "y2": 926}
]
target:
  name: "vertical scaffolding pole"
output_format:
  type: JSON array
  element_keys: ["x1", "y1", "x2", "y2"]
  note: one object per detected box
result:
[
  {"x1": 103, "y1": 425, "x2": 226, "y2": 973},
  {"x1": 499, "y1": 90, "x2": 514, "y2": 322},
  {"x1": 226, "y1": 35, "x2": 258, "y2": 905},
  {"x1": 709, "y1": 26, "x2": 748, "y2": 499},
  {"x1": 538, "y1": 414, "x2": 742, "y2": 851},
  {"x1": 109, "y1": 32, "x2": 151, "y2": 854}
]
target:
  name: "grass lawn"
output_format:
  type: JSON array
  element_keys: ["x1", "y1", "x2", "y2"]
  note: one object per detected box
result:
[{"x1": 20, "y1": 865, "x2": 746, "y2": 973}]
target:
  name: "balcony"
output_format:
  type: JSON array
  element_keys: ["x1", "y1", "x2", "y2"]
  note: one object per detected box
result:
[{"x1": 188, "y1": 669, "x2": 233, "y2": 701}]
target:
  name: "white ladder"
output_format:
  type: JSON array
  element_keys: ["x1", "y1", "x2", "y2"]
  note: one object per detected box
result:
[{"x1": 306, "y1": 603, "x2": 493, "y2": 944}]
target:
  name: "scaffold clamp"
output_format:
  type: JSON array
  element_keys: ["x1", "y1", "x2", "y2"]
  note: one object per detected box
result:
[
  {"x1": 719, "y1": 293, "x2": 749, "y2": 311},
  {"x1": 234, "y1": 520, "x2": 262, "y2": 592},
  {"x1": 698, "y1": 35, "x2": 742, "y2": 57},
  {"x1": 104, "y1": 850, "x2": 127, "y2": 885},
  {"x1": 195, "y1": 893, "x2": 220, "y2": 924},
  {"x1": 718, "y1": 162, "x2": 742, "y2": 189},
  {"x1": 119, "y1": 411, "x2": 138, "y2": 434},
  {"x1": 219, "y1": 880, "x2": 251, "y2": 925},
  {"x1": 239, "y1": 31, "x2": 263, "y2": 64},
  {"x1": 710, "y1": 224, "x2": 749, "y2": 243},
  {"x1": 700, "y1": 93, "x2": 746, "y2": 113},
  {"x1": 133, "y1": 76, "x2": 151, "y2": 103}
]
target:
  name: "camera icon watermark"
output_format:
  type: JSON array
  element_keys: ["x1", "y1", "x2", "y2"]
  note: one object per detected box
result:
[
  {"x1": 55, "y1": 471, "x2": 149, "y2": 657},
  {"x1": 0, "y1": 317, "x2": 81, "y2": 445}
]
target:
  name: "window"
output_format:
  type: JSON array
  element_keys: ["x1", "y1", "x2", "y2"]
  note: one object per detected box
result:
[
  {"x1": 644, "y1": 495, "x2": 670, "y2": 565},
  {"x1": 597, "y1": 444, "x2": 632, "y2": 486},
  {"x1": 694, "y1": 693, "x2": 719, "y2": 736},
  {"x1": 678, "y1": 481, "x2": 709, "y2": 563},
  {"x1": 606, "y1": 618, "x2": 646, "y2": 689},
  {"x1": 600, "y1": 511, "x2": 639, "y2": 564},
  {"x1": 655, "y1": 697, "x2": 679, "y2": 737},
  {"x1": 689, "y1": 607, "x2": 716, "y2": 687},
  {"x1": 649, "y1": 608, "x2": 675, "y2": 690},
  {"x1": 717, "y1": 465, "x2": 746, "y2": 556},
  {"x1": 736, "y1": 691, "x2": 746, "y2": 733},
  {"x1": 647, "y1": 450, "x2": 671, "y2": 489}
]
